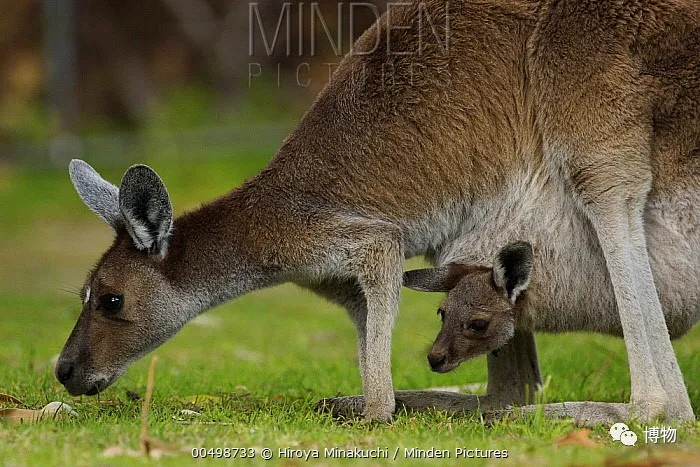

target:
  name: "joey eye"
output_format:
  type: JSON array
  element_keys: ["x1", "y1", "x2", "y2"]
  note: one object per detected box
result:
[
  {"x1": 437, "y1": 308, "x2": 445, "y2": 320},
  {"x1": 468, "y1": 319, "x2": 489, "y2": 333},
  {"x1": 98, "y1": 294, "x2": 123, "y2": 314}
]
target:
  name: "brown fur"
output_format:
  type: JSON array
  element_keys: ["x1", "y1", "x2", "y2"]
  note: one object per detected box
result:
[{"x1": 58, "y1": 0, "x2": 699, "y2": 422}]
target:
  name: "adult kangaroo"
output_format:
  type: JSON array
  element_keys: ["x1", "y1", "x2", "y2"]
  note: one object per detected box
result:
[{"x1": 57, "y1": 0, "x2": 699, "y2": 423}]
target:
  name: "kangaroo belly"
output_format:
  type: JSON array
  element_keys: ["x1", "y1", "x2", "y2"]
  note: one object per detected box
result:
[
  {"x1": 644, "y1": 188, "x2": 700, "y2": 338},
  {"x1": 422, "y1": 171, "x2": 700, "y2": 339}
]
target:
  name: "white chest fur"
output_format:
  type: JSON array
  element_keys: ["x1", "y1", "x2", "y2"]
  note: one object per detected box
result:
[{"x1": 405, "y1": 168, "x2": 700, "y2": 338}]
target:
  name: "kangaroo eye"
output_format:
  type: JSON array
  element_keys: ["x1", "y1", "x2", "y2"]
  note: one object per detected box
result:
[
  {"x1": 437, "y1": 308, "x2": 445, "y2": 320},
  {"x1": 468, "y1": 319, "x2": 489, "y2": 333},
  {"x1": 98, "y1": 294, "x2": 123, "y2": 314}
]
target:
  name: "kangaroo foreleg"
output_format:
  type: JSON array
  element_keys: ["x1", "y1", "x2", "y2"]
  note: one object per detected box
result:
[
  {"x1": 307, "y1": 278, "x2": 369, "y2": 385},
  {"x1": 317, "y1": 330, "x2": 543, "y2": 417},
  {"x1": 486, "y1": 329, "x2": 542, "y2": 406}
]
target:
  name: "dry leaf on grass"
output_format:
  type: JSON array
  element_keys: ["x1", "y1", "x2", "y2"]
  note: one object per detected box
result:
[
  {"x1": 554, "y1": 428, "x2": 598, "y2": 448},
  {"x1": 0, "y1": 394, "x2": 24, "y2": 405},
  {"x1": 0, "y1": 401, "x2": 78, "y2": 424},
  {"x1": 104, "y1": 437, "x2": 184, "y2": 459},
  {"x1": 663, "y1": 451, "x2": 700, "y2": 466},
  {"x1": 172, "y1": 409, "x2": 201, "y2": 422},
  {"x1": 96, "y1": 399, "x2": 121, "y2": 406},
  {"x1": 141, "y1": 435, "x2": 186, "y2": 456},
  {"x1": 605, "y1": 460, "x2": 664, "y2": 467},
  {"x1": 605, "y1": 449, "x2": 700, "y2": 467},
  {"x1": 0, "y1": 408, "x2": 44, "y2": 424}
]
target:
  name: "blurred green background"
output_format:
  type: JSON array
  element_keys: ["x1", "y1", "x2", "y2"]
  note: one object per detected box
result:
[{"x1": 1, "y1": 0, "x2": 389, "y2": 161}]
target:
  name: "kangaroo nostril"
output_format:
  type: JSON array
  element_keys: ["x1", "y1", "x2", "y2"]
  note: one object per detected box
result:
[
  {"x1": 56, "y1": 361, "x2": 74, "y2": 385},
  {"x1": 427, "y1": 353, "x2": 446, "y2": 371}
]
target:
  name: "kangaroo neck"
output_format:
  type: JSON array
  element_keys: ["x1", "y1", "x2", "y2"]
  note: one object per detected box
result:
[{"x1": 161, "y1": 182, "x2": 290, "y2": 311}]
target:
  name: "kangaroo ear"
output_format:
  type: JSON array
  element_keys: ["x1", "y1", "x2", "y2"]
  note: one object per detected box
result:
[
  {"x1": 69, "y1": 159, "x2": 122, "y2": 231},
  {"x1": 403, "y1": 264, "x2": 470, "y2": 292},
  {"x1": 493, "y1": 242, "x2": 533, "y2": 303},
  {"x1": 118, "y1": 165, "x2": 173, "y2": 256}
]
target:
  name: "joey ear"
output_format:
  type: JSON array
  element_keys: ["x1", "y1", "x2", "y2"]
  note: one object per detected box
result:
[
  {"x1": 403, "y1": 264, "x2": 469, "y2": 292},
  {"x1": 69, "y1": 159, "x2": 122, "y2": 231},
  {"x1": 118, "y1": 164, "x2": 173, "y2": 256},
  {"x1": 493, "y1": 242, "x2": 533, "y2": 303}
]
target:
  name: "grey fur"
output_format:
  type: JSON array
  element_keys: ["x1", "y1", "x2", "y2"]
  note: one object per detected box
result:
[
  {"x1": 68, "y1": 160, "x2": 173, "y2": 256},
  {"x1": 318, "y1": 398, "x2": 631, "y2": 428},
  {"x1": 403, "y1": 267, "x2": 454, "y2": 293},
  {"x1": 485, "y1": 330, "x2": 542, "y2": 406},
  {"x1": 118, "y1": 165, "x2": 173, "y2": 255},
  {"x1": 68, "y1": 159, "x2": 121, "y2": 230}
]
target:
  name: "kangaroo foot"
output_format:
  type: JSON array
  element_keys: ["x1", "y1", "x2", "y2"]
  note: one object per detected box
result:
[
  {"x1": 317, "y1": 394, "x2": 670, "y2": 429},
  {"x1": 495, "y1": 402, "x2": 630, "y2": 427},
  {"x1": 317, "y1": 390, "x2": 498, "y2": 419},
  {"x1": 316, "y1": 395, "x2": 365, "y2": 419},
  {"x1": 664, "y1": 399, "x2": 696, "y2": 423}
]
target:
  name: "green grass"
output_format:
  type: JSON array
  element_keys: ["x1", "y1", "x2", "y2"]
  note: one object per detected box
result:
[{"x1": 0, "y1": 157, "x2": 698, "y2": 466}]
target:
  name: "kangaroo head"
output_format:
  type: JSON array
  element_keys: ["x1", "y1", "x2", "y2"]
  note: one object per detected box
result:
[
  {"x1": 404, "y1": 242, "x2": 533, "y2": 373},
  {"x1": 56, "y1": 160, "x2": 185, "y2": 396}
]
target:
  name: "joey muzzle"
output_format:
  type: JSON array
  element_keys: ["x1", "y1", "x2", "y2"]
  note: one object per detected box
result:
[
  {"x1": 427, "y1": 338, "x2": 460, "y2": 373},
  {"x1": 427, "y1": 352, "x2": 447, "y2": 371}
]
